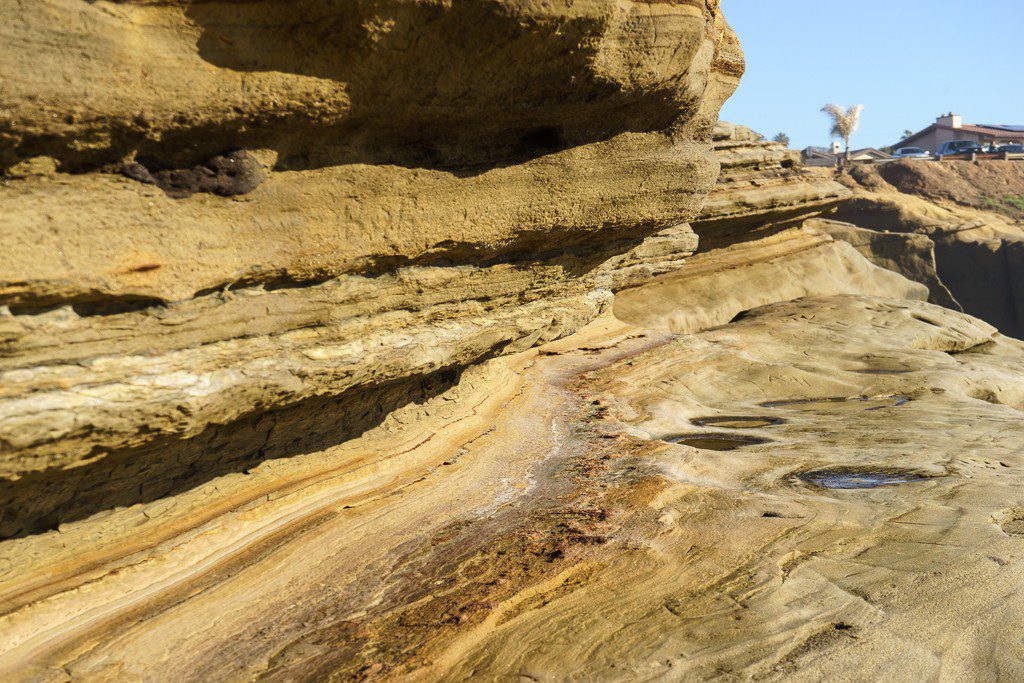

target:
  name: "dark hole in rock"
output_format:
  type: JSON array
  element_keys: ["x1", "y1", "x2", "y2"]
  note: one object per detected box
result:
[
  {"x1": 797, "y1": 467, "x2": 931, "y2": 490},
  {"x1": 690, "y1": 416, "x2": 786, "y2": 429},
  {"x1": 516, "y1": 126, "x2": 563, "y2": 156},
  {"x1": 729, "y1": 309, "x2": 751, "y2": 323},
  {"x1": 663, "y1": 433, "x2": 772, "y2": 451},
  {"x1": 9, "y1": 296, "x2": 166, "y2": 318},
  {"x1": 946, "y1": 341, "x2": 997, "y2": 356},
  {"x1": 761, "y1": 396, "x2": 909, "y2": 411}
]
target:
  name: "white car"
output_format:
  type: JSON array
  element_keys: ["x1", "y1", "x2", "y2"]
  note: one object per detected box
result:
[{"x1": 893, "y1": 147, "x2": 932, "y2": 159}]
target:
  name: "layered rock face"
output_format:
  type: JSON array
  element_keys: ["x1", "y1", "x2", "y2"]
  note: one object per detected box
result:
[
  {"x1": 613, "y1": 227, "x2": 928, "y2": 333},
  {"x1": 808, "y1": 218, "x2": 960, "y2": 310},
  {"x1": 3, "y1": 0, "x2": 742, "y2": 175},
  {"x1": 835, "y1": 161, "x2": 1024, "y2": 337},
  {"x1": 611, "y1": 122, "x2": 946, "y2": 335},
  {"x1": 5, "y1": 4, "x2": 1024, "y2": 681},
  {"x1": 685, "y1": 134, "x2": 965, "y2": 315},
  {"x1": 693, "y1": 122, "x2": 851, "y2": 250},
  {"x1": 0, "y1": 0, "x2": 742, "y2": 538}
]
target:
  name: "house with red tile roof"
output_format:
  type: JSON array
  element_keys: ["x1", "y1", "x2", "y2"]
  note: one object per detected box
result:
[{"x1": 895, "y1": 113, "x2": 1024, "y2": 153}]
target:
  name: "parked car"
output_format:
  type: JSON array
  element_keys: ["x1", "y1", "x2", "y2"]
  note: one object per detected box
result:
[
  {"x1": 893, "y1": 147, "x2": 932, "y2": 159},
  {"x1": 937, "y1": 140, "x2": 982, "y2": 156},
  {"x1": 998, "y1": 144, "x2": 1024, "y2": 154}
]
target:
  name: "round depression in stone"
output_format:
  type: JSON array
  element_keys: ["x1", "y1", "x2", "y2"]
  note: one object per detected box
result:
[
  {"x1": 761, "y1": 396, "x2": 909, "y2": 411},
  {"x1": 798, "y1": 467, "x2": 930, "y2": 490},
  {"x1": 689, "y1": 416, "x2": 786, "y2": 429},
  {"x1": 663, "y1": 433, "x2": 772, "y2": 451}
]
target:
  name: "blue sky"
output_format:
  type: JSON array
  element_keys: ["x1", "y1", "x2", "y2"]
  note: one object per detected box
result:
[{"x1": 719, "y1": 0, "x2": 1024, "y2": 151}]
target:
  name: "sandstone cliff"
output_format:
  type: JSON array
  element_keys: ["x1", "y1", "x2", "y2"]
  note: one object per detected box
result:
[
  {"x1": 0, "y1": 0, "x2": 741, "y2": 539},
  {"x1": 834, "y1": 160, "x2": 1024, "y2": 337},
  {"x1": 694, "y1": 122, "x2": 850, "y2": 250},
  {"x1": 4, "y1": 4, "x2": 1024, "y2": 681},
  {"x1": 808, "y1": 218, "x2": 960, "y2": 310}
]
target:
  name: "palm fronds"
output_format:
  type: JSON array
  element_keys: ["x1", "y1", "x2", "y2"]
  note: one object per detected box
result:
[{"x1": 821, "y1": 103, "x2": 864, "y2": 141}]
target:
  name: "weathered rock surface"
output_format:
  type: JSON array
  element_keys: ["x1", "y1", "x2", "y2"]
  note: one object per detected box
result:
[
  {"x1": 2, "y1": 0, "x2": 743, "y2": 174},
  {"x1": 808, "y1": 218, "x2": 960, "y2": 310},
  {"x1": 835, "y1": 161, "x2": 1024, "y2": 337},
  {"x1": 614, "y1": 226, "x2": 927, "y2": 333},
  {"x1": 0, "y1": 0, "x2": 742, "y2": 538},
  {"x1": 2, "y1": 244, "x2": 1022, "y2": 679},
  {"x1": 3, "y1": 2, "x2": 1023, "y2": 680},
  {"x1": 567, "y1": 294, "x2": 1024, "y2": 681},
  {"x1": 692, "y1": 122, "x2": 851, "y2": 250}
]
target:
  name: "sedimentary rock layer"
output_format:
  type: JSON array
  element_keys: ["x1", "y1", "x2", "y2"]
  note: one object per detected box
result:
[
  {"x1": 692, "y1": 122, "x2": 851, "y2": 250},
  {"x1": 2, "y1": 242, "x2": 1021, "y2": 679},
  {"x1": 2, "y1": 0, "x2": 744, "y2": 174},
  {"x1": 613, "y1": 227, "x2": 926, "y2": 333},
  {"x1": 809, "y1": 218, "x2": 960, "y2": 310},
  {"x1": 0, "y1": 0, "x2": 742, "y2": 538},
  {"x1": 6, "y1": 2, "x2": 1021, "y2": 680}
]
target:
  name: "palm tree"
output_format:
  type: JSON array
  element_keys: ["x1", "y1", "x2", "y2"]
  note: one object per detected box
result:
[
  {"x1": 821, "y1": 103, "x2": 864, "y2": 163},
  {"x1": 772, "y1": 132, "x2": 791, "y2": 147}
]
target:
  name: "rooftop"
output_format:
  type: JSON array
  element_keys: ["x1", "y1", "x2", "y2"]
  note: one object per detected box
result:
[{"x1": 898, "y1": 116, "x2": 1024, "y2": 146}]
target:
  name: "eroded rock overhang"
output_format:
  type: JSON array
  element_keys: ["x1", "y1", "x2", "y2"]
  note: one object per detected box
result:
[{"x1": 0, "y1": 0, "x2": 742, "y2": 538}]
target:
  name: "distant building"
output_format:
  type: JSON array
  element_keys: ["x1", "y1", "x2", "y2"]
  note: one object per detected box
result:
[
  {"x1": 802, "y1": 143, "x2": 893, "y2": 167},
  {"x1": 894, "y1": 113, "x2": 1024, "y2": 153}
]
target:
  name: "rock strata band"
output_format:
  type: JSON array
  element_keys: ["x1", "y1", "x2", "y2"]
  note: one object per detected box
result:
[{"x1": 1, "y1": 1, "x2": 1024, "y2": 680}]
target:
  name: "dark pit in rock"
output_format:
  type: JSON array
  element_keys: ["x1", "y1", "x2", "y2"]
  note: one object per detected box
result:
[
  {"x1": 761, "y1": 396, "x2": 909, "y2": 411},
  {"x1": 664, "y1": 433, "x2": 772, "y2": 451},
  {"x1": 797, "y1": 467, "x2": 931, "y2": 490},
  {"x1": 690, "y1": 416, "x2": 786, "y2": 429}
]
